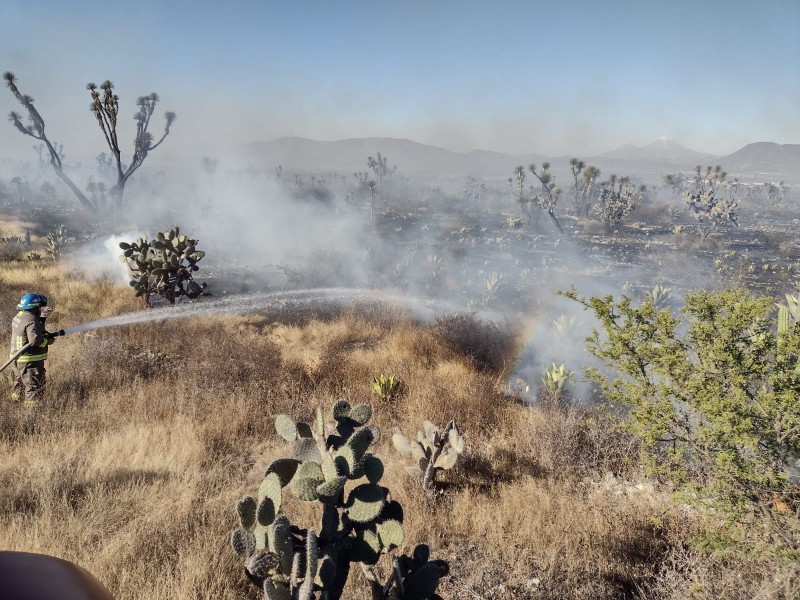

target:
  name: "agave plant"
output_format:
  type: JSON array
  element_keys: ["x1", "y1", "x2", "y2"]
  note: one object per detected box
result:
[
  {"x1": 551, "y1": 314, "x2": 580, "y2": 338},
  {"x1": 542, "y1": 363, "x2": 575, "y2": 395},
  {"x1": 371, "y1": 374, "x2": 399, "y2": 401},
  {"x1": 646, "y1": 285, "x2": 672, "y2": 310}
]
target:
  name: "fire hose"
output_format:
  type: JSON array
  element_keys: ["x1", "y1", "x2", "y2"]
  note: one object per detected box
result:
[{"x1": 0, "y1": 330, "x2": 65, "y2": 375}]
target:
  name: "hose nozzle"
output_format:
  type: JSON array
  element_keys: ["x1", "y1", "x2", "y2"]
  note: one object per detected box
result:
[{"x1": 46, "y1": 330, "x2": 65, "y2": 340}]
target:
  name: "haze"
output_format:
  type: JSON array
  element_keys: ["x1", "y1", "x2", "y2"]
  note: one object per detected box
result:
[{"x1": 1, "y1": 0, "x2": 798, "y2": 164}]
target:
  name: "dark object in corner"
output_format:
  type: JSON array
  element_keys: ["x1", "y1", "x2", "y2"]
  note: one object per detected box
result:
[{"x1": 0, "y1": 551, "x2": 114, "y2": 600}]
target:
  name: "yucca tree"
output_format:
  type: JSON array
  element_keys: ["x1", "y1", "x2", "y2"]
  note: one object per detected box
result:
[
  {"x1": 87, "y1": 80, "x2": 175, "y2": 205},
  {"x1": 367, "y1": 152, "x2": 396, "y2": 185},
  {"x1": 3, "y1": 71, "x2": 95, "y2": 210},
  {"x1": 513, "y1": 165, "x2": 526, "y2": 200},
  {"x1": 367, "y1": 180, "x2": 377, "y2": 220},
  {"x1": 580, "y1": 165, "x2": 601, "y2": 217},
  {"x1": 528, "y1": 162, "x2": 563, "y2": 233},
  {"x1": 569, "y1": 157, "x2": 585, "y2": 215}
]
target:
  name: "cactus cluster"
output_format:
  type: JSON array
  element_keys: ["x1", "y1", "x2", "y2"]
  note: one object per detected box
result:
[
  {"x1": 231, "y1": 400, "x2": 448, "y2": 600},
  {"x1": 684, "y1": 189, "x2": 738, "y2": 238},
  {"x1": 119, "y1": 226, "x2": 206, "y2": 306},
  {"x1": 45, "y1": 225, "x2": 70, "y2": 260},
  {"x1": 392, "y1": 420, "x2": 465, "y2": 494},
  {"x1": 596, "y1": 184, "x2": 636, "y2": 228}
]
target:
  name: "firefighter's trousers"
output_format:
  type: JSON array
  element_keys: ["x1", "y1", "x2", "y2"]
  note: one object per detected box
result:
[{"x1": 9, "y1": 361, "x2": 45, "y2": 407}]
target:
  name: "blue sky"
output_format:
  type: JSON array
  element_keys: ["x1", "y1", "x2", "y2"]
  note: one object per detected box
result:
[{"x1": 1, "y1": 0, "x2": 798, "y2": 161}]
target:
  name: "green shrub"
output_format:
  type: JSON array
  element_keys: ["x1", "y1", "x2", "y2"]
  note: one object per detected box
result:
[{"x1": 562, "y1": 287, "x2": 800, "y2": 551}]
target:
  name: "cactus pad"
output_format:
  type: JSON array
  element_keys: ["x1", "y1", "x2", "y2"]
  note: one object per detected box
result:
[
  {"x1": 412, "y1": 544, "x2": 430, "y2": 565},
  {"x1": 246, "y1": 551, "x2": 279, "y2": 578},
  {"x1": 379, "y1": 499, "x2": 404, "y2": 523},
  {"x1": 347, "y1": 427, "x2": 374, "y2": 460},
  {"x1": 313, "y1": 406, "x2": 325, "y2": 438},
  {"x1": 320, "y1": 503, "x2": 339, "y2": 540},
  {"x1": 259, "y1": 473, "x2": 283, "y2": 510},
  {"x1": 231, "y1": 527, "x2": 256, "y2": 557},
  {"x1": 327, "y1": 422, "x2": 355, "y2": 449},
  {"x1": 367, "y1": 424, "x2": 381, "y2": 445},
  {"x1": 292, "y1": 476, "x2": 323, "y2": 502},
  {"x1": 306, "y1": 529, "x2": 319, "y2": 582},
  {"x1": 237, "y1": 496, "x2": 257, "y2": 528},
  {"x1": 321, "y1": 452, "x2": 340, "y2": 481},
  {"x1": 334, "y1": 445, "x2": 356, "y2": 476},
  {"x1": 275, "y1": 414, "x2": 298, "y2": 442},
  {"x1": 296, "y1": 421, "x2": 313, "y2": 439},
  {"x1": 257, "y1": 497, "x2": 276, "y2": 527},
  {"x1": 263, "y1": 579, "x2": 291, "y2": 600},
  {"x1": 434, "y1": 448, "x2": 459, "y2": 470},
  {"x1": 271, "y1": 516, "x2": 294, "y2": 575},
  {"x1": 417, "y1": 430, "x2": 431, "y2": 451},
  {"x1": 403, "y1": 562, "x2": 442, "y2": 598},
  {"x1": 448, "y1": 428, "x2": 465, "y2": 453},
  {"x1": 331, "y1": 399, "x2": 351, "y2": 421},
  {"x1": 316, "y1": 476, "x2": 346, "y2": 503},
  {"x1": 345, "y1": 484, "x2": 386, "y2": 523},
  {"x1": 293, "y1": 438, "x2": 322, "y2": 463},
  {"x1": 410, "y1": 441, "x2": 428, "y2": 462},
  {"x1": 392, "y1": 432, "x2": 412, "y2": 455},
  {"x1": 376, "y1": 518, "x2": 404, "y2": 551},
  {"x1": 349, "y1": 528, "x2": 382, "y2": 565},
  {"x1": 423, "y1": 420, "x2": 438, "y2": 442},
  {"x1": 265, "y1": 458, "x2": 300, "y2": 488},
  {"x1": 348, "y1": 403, "x2": 372, "y2": 425},
  {"x1": 296, "y1": 460, "x2": 324, "y2": 481},
  {"x1": 363, "y1": 454, "x2": 384, "y2": 484},
  {"x1": 315, "y1": 555, "x2": 337, "y2": 588}
]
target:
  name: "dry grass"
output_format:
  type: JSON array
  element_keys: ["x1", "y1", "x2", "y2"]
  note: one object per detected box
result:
[{"x1": 0, "y1": 254, "x2": 793, "y2": 599}]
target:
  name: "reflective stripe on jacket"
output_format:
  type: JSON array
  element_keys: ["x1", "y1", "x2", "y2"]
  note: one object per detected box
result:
[{"x1": 9, "y1": 310, "x2": 48, "y2": 363}]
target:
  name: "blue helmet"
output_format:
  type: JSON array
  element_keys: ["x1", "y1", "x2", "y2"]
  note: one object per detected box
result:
[{"x1": 17, "y1": 293, "x2": 49, "y2": 311}]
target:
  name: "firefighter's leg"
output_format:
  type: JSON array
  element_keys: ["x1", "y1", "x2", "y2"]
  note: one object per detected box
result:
[
  {"x1": 9, "y1": 362, "x2": 23, "y2": 402},
  {"x1": 21, "y1": 362, "x2": 45, "y2": 408}
]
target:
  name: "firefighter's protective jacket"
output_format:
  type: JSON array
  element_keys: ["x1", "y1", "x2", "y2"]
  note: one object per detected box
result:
[{"x1": 9, "y1": 311, "x2": 48, "y2": 363}]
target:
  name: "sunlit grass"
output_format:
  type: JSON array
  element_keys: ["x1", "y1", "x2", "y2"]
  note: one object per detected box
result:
[{"x1": 0, "y1": 251, "x2": 796, "y2": 599}]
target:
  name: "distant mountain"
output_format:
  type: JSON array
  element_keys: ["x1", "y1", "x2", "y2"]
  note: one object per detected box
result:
[
  {"x1": 719, "y1": 142, "x2": 800, "y2": 175},
  {"x1": 600, "y1": 138, "x2": 716, "y2": 165},
  {"x1": 238, "y1": 136, "x2": 799, "y2": 179},
  {"x1": 240, "y1": 136, "x2": 545, "y2": 177}
]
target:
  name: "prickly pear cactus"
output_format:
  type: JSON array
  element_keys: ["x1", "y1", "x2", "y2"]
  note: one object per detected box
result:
[
  {"x1": 392, "y1": 419, "x2": 465, "y2": 494},
  {"x1": 231, "y1": 401, "x2": 449, "y2": 600},
  {"x1": 119, "y1": 226, "x2": 206, "y2": 306}
]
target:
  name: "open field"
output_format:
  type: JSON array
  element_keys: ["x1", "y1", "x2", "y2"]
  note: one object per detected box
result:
[{"x1": 1, "y1": 238, "x2": 799, "y2": 599}]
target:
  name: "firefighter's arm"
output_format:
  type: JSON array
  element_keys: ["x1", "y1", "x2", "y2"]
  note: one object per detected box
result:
[{"x1": 25, "y1": 319, "x2": 47, "y2": 349}]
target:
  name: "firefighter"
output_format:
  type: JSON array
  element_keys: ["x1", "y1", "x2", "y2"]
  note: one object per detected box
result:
[{"x1": 8, "y1": 293, "x2": 58, "y2": 408}]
